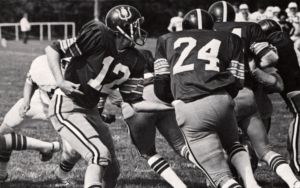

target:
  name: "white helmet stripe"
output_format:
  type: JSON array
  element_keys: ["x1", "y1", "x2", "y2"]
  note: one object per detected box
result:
[
  {"x1": 222, "y1": 1, "x2": 227, "y2": 22},
  {"x1": 197, "y1": 9, "x2": 202, "y2": 29}
]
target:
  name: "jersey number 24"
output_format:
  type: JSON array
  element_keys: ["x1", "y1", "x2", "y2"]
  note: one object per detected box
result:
[{"x1": 173, "y1": 37, "x2": 221, "y2": 75}]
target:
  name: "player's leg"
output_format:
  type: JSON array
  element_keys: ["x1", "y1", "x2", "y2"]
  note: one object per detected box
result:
[
  {"x1": 0, "y1": 92, "x2": 48, "y2": 179},
  {"x1": 143, "y1": 84, "x2": 196, "y2": 164},
  {"x1": 122, "y1": 103, "x2": 187, "y2": 188},
  {"x1": 287, "y1": 91, "x2": 300, "y2": 175},
  {"x1": 240, "y1": 110, "x2": 300, "y2": 188},
  {"x1": 89, "y1": 109, "x2": 120, "y2": 188},
  {"x1": 55, "y1": 139, "x2": 81, "y2": 185},
  {"x1": 173, "y1": 92, "x2": 258, "y2": 188},
  {"x1": 0, "y1": 133, "x2": 60, "y2": 155},
  {"x1": 214, "y1": 92, "x2": 259, "y2": 188},
  {"x1": 49, "y1": 95, "x2": 112, "y2": 188},
  {"x1": 155, "y1": 110, "x2": 196, "y2": 165}
]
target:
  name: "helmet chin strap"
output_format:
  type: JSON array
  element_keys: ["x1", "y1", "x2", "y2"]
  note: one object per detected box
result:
[{"x1": 116, "y1": 26, "x2": 135, "y2": 46}]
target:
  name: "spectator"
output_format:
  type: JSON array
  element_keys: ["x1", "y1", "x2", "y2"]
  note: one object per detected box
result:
[
  {"x1": 236, "y1": 4, "x2": 250, "y2": 22},
  {"x1": 287, "y1": 2, "x2": 300, "y2": 50},
  {"x1": 20, "y1": 13, "x2": 31, "y2": 44},
  {"x1": 278, "y1": 10, "x2": 295, "y2": 36},
  {"x1": 272, "y1": 6, "x2": 281, "y2": 21},
  {"x1": 167, "y1": 9, "x2": 184, "y2": 32},
  {"x1": 249, "y1": 3, "x2": 267, "y2": 22},
  {"x1": 265, "y1": 6, "x2": 274, "y2": 19}
]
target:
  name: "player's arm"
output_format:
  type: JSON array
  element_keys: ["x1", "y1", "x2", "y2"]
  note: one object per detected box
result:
[
  {"x1": 153, "y1": 36, "x2": 174, "y2": 104},
  {"x1": 249, "y1": 60, "x2": 284, "y2": 93},
  {"x1": 226, "y1": 34, "x2": 245, "y2": 98},
  {"x1": 119, "y1": 78, "x2": 173, "y2": 112},
  {"x1": 19, "y1": 73, "x2": 38, "y2": 118},
  {"x1": 45, "y1": 21, "x2": 104, "y2": 96},
  {"x1": 250, "y1": 42, "x2": 278, "y2": 68},
  {"x1": 249, "y1": 24, "x2": 278, "y2": 68}
]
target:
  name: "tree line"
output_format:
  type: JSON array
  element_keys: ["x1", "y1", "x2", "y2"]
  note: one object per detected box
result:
[{"x1": 0, "y1": 0, "x2": 298, "y2": 39}]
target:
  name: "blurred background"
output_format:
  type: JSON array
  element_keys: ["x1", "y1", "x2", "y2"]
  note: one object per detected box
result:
[{"x1": 1, "y1": 0, "x2": 300, "y2": 39}]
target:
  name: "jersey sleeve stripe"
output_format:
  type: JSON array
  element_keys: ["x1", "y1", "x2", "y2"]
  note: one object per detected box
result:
[
  {"x1": 59, "y1": 40, "x2": 66, "y2": 54},
  {"x1": 250, "y1": 42, "x2": 269, "y2": 55},
  {"x1": 228, "y1": 61, "x2": 245, "y2": 80}
]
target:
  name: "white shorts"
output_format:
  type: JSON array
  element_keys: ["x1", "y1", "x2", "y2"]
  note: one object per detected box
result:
[{"x1": 3, "y1": 89, "x2": 49, "y2": 128}]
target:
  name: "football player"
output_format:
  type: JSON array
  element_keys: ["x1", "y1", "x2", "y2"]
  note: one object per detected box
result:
[
  {"x1": 0, "y1": 55, "x2": 63, "y2": 180},
  {"x1": 154, "y1": 9, "x2": 260, "y2": 188},
  {"x1": 117, "y1": 48, "x2": 196, "y2": 188},
  {"x1": 45, "y1": 5, "x2": 147, "y2": 188},
  {"x1": 208, "y1": 2, "x2": 300, "y2": 188},
  {"x1": 258, "y1": 18, "x2": 300, "y2": 177}
]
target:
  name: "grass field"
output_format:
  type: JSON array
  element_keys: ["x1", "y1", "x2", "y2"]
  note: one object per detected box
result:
[{"x1": 0, "y1": 39, "x2": 296, "y2": 188}]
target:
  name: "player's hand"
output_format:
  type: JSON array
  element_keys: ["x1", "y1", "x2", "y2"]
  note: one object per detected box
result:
[
  {"x1": 249, "y1": 59, "x2": 256, "y2": 72},
  {"x1": 19, "y1": 103, "x2": 30, "y2": 118},
  {"x1": 101, "y1": 114, "x2": 116, "y2": 124},
  {"x1": 58, "y1": 80, "x2": 84, "y2": 96}
]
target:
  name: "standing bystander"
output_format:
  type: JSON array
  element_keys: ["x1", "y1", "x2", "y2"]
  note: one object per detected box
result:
[
  {"x1": 20, "y1": 13, "x2": 31, "y2": 44},
  {"x1": 167, "y1": 10, "x2": 184, "y2": 32}
]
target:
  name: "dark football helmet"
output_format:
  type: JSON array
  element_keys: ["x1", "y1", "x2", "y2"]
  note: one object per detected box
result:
[
  {"x1": 208, "y1": 1, "x2": 236, "y2": 22},
  {"x1": 182, "y1": 9, "x2": 214, "y2": 30},
  {"x1": 106, "y1": 5, "x2": 147, "y2": 46},
  {"x1": 258, "y1": 19, "x2": 282, "y2": 37}
]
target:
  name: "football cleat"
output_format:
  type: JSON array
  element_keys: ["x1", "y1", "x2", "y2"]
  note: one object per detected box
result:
[
  {"x1": 40, "y1": 141, "x2": 61, "y2": 162},
  {"x1": 55, "y1": 167, "x2": 76, "y2": 186},
  {"x1": 0, "y1": 173, "x2": 8, "y2": 182}
]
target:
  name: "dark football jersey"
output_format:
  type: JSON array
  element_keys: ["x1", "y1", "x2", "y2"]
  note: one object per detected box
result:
[
  {"x1": 116, "y1": 48, "x2": 146, "y2": 104},
  {"x1": 214, "y1": 22, "x2": 267, "y2": 88},
  {"x1": 50, "y1": 20, "x2": 144, "y2": 108},
  {"x1": 139, "y1": 49, "x2": 155, "y2": 86},
  {"x1": 155, "y1": 30, "x2": 244, "y2": 102},
  {"x1": 266, "y1": 31, "x2": 300, "y2": 104}
]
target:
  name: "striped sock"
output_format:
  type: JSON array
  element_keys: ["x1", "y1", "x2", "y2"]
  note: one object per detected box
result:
[
  {"x1": 268, "y1": 153, "x2": 299, "y2": 188},
  {"x1": 227, "y1": 142, "x2": 247, "y2": 161},
  {"x1": 180, "y1": 145, "x2": 197, "y2": 165},
  {"x1": 60, "y1": 160, "x2": 75, "y2": 172},
  {"x1": 148, "y1": 154, "x2": 187, "y2": 188},
  {"x1": 222, "y1": 179, "x2": 242, "y2": 188},
  {"x1": 4, "y1": 133, "x2": 27, "y2": 150},
  {"x1": 268, "y1": 154, "x2": 288, "y2": 172}
]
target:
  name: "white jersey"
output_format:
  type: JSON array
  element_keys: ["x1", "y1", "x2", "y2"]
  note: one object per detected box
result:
[
  {"x1": 26, "y1": 55, "x2": 57, "y2": 105},
  {"x1": 167, "y1": 16, "x2": 183, "y2": 32},
  {"x1": 249, "y1": 11, "x2": 267, "y2": 22}
]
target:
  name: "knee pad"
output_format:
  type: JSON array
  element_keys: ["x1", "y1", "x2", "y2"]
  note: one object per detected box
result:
[
  {"x1": 234, "y1": 88, "x2": 257, "y2": 121},
  {"x1": 85, "y1": 139, "x2": 111, "y2": 167},
  {"x1": 287, "y1": 91, "x2": 300, "y2": 113},
  {"x1": 62, "y1": 140, "x2": 81, "y2": 164}
]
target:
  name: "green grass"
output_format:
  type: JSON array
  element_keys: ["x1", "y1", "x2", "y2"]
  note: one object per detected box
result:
[{"x1": 0, "y1": 39, "x2": 296, "y2": 187}]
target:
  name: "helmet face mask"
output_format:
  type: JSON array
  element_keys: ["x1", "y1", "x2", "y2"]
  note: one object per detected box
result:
[{"x1": 106, "y1": 5, "x2": 148, "y2": 46}]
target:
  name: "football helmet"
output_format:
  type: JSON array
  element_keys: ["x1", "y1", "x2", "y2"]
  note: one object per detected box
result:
[
  {"x1": 182, "y1": 9, "x2": 214, "y2": 30},
  {"x1": 208, "y1": 1, "x2": 236, "y2": 22},
  {"x1": 258, "y1": 19, "x2": 282, "y2": 37},
  {"x1": 106, "y1": 5, "x2": 147, "y2": 46}
]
